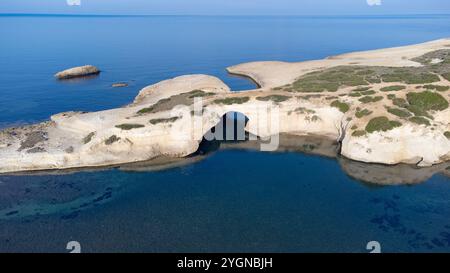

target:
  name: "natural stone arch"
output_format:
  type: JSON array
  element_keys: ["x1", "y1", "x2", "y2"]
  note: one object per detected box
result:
[{"x1": 195, "y1": 111, "x2": 251, "y2": 155}]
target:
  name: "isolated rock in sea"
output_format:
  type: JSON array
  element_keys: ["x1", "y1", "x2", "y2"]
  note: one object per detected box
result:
[
  {"x1": 112, "y1": 82, "x2": 129, "y2": 88},
  {"x1": 54, "y1": 65, "x2": 100, "y2": 79}
]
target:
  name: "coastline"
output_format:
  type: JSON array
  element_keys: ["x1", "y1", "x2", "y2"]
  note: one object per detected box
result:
[
  {"x1": 225, "y1": 70, "x2": 263, "y2": 89},
  {"x1": 4, "y1": 132, "x2": 449, "y2": 186},
  {"x1": 0, "y1": 38, "x2": 450, "y2": 175}
]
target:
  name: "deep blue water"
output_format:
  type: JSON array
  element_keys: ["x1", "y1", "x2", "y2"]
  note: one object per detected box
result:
[{"x1": 1, "y1": 14, "x2": 450, "y2": 252}]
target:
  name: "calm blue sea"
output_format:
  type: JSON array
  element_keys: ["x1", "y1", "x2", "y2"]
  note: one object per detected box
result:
[{"x1": 1, "y1": 14, "x2": 450, "y2": 252}]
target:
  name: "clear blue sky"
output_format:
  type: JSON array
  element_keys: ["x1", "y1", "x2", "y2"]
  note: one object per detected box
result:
[{"x1": 0, "y1": 0, "x2": 449, "y2": 15}]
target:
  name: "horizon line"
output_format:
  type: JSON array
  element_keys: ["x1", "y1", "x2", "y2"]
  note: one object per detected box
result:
[{"x1": 1, "y1": 13, "x2": 450, "y2": 17}]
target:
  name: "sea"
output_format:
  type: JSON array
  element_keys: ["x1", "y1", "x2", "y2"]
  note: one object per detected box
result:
[{"x1": 0, "y1": 14, "x2": 450, "y2": 252}]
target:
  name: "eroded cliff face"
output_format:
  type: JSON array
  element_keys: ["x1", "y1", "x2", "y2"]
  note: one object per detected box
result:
[{"x1": 0, "y1": 39, "x2": 450, "y2": 174}]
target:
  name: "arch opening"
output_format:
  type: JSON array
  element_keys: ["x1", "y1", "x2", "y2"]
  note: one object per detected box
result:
[{"x1": 195, "y1": 112, "x2": 251, "y2": 155}]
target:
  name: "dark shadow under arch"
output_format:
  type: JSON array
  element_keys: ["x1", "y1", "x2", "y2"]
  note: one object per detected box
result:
[{"x1": 194, "y1": 112, "x2": 250, "y2": 155}]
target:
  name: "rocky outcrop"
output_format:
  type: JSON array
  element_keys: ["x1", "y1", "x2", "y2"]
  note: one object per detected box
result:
[
  {"x1": 55, "y1": 65, "x2": 100, "y2": 79},
  {"x1": 112, "y1": 82, "x2": 128, "y2": 88},
  {"x1": 1, "y1": 39, "x2": 450, "y2": 174},
  {"x1": 132, "y1": 74, "x2": 231, "y2": 105}
]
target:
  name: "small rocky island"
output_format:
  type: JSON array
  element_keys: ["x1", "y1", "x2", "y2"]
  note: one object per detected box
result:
[
  {"x1": 112, "y1": 82, "x2": 129, "y2": 88},
  {"x1": 55, "y1": 65, "x2": 100, "y2": 79},
  {"x1": 1, "y1": 39, "x2": 450, "y2": 174}
]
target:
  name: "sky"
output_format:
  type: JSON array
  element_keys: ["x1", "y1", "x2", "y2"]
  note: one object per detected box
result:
[{"x1": 0, "y1": 0, "x2": 449, "y2": 16}]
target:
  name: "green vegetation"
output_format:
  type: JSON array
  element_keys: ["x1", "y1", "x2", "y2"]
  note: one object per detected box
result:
[
  {"x1": 330, "y1": 100, "x2": 350, "y2": 113},
  {"x1": 365, "y1": 75, "x2": 382, "y2": 84},
  {"x1": 386, "y1": 107, "x2": 412, "y2": 118},
  {"x1": 406, "y1": 91, "x2": 449, "y2": 112},
  {"x1": 349, "y1": 92, "x2": 362, "y2": 97},
  {"x1": 115, "y1": 123, "x2": 145, "y2": 130},
  {"x1": 137, "y1": 106, "x2": 155, "y2": 114},
  {"x1": 422, "y1": 84, "x2": 450, "y2": 92},
  {"x1": 411, "y1": 50, "x2": 450, "y2": 85},
  {"x1": 213, "y1": 97, "x2": 250, "y2": 105},
  {"x1": 409, "y1": 116, "x2": 431, "y2": 126},
  {"x1": 156, "y1": 97, "x2": 171, "y2": 104},
  {"x1": 82, "y1": 132, "x2": 95, "y2": 144},
  {"x1": 297, "y1": 94, "x2": 322, "y2": 100},
  {"x1": 387, "y1": 94, "x2": 396, "y2": 100},
  {"x1": 353, "y1": 86, "x2": 371, "y2": 92},
  {"x1": 355, "y1": 69, "x2": 375, "y2": 76},
  {"x1": 355, "y1": 108, "x2": 372, "y2": 118},
  {"x1": 137, "y1": 91, "x2": 213, "y2": 115},
  {"x1": 137, "y1": 98, "x2": 172, "y2": 114},
  {"x1": 382, "y1": 72, "x2": 440, "y2": 84},
  {"x1": 149, "y1": 116, "x2": 180, "y2": 125},
  {"x1": 442, "y1": 72, "x2": 450, "y2": 81},
  {"x1": 256, "y1": 95, "x2": 291, "y2": 103},
  {"x1": 380, "y1": 85, "x2": 406, "y2": 92},
  {"x1": 187, "y1": 89, "x2": 216, "y2": 98},
  {"x1": 105, "y1": 135, "x2": 120, "y2": 145},
  {"x1": 293, "y1": 107, "x2": 315, "y2": 114},
  {"x1": 444, "y1": 131, "x2": 450, "y2": 139},
  {"x1": 391, "y1": 97, "x2": 408, "y2": 108},
  {"x1": 365, "y1": 116, "x2": 402, "y2": 133},
  {"x1": 325, "y1": 96, "x2": 339, "y2": 100},
  {"x1": 306, "y1": 115, "x2": 321, "y2": 122},
  {"x1": 290, "y1": 66, "x2": 370, "y2": 93},
  {"x1": 406, "y1": 105, "x2": 433, "y2": 119},
  {"x1": 283, "y1": 50, "x2": 450, "y2": 93},
  {"x1": 350, "y1": 90, "x2": 376, "y2": 97},
  {"x1": 384, "y1": 91, "x2": 449, "y2": 119},
  {"x1": 360, "y1": 90, "x2": 376, "y2": 95},
  {"x1": 352, "y1": 130, "x2": 366, "y2": 137},
  {"x1": 359, "y1": 96, "x2": 383, "y2": 103},
  {"x1": 412, "y1": 49, "x2": 450, "y2": 65}
]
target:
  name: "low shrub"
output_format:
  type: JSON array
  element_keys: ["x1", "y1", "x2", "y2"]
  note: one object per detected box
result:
[
  {"x1": 213, "y1": 97, "x2": 250, "y2": 105},
  {"x1": 105, "y1": 135, "x2": 120, "y2": 145},
  {"x1": 444, "y1": 131, "x2": 450, "y2": 139},
  {"x1": 409, "y1": 116, "x2": 431, "y2": 126},
  {"x1": 149, "y1": 116, "x2": 180, "y2": 125},
  {"x1": 380, "y1": 85, "x2": 406, "y2": 92},
  {"x1": 82, "y1": 132, "x2": 95, "y2": 144},
  {"x1": 352, "y1": 130, "x2": 366, "y2": 137},
  {"x1": 355, "y1": 108, "x2": 372, "y2": 118},
  {"x1": 386, "y1": 107, "x2": 412, "y2": 118},
  {"x1": 406, "y1": 91, "x2": 449, "y2": 111},
  {"x1": 115, "y1": 124, "x2": 145, "y2": 130},
  {"x1": 365, "y1": 116, "x2": 402, "y2": 133},
  {"x1": 330, "y1": 100, "x2": 350, "y2": 113},
  {"x1": 359, "y1": 96, "x2": 383, "y2": 103},
  {"x1": 256, "y1": 95, "x2": 291, "y2": 103}
]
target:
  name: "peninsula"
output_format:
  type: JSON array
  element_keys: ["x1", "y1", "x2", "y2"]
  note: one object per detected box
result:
[{"x1": 1, "y1": 39, "x2": 450, "y2": 174}]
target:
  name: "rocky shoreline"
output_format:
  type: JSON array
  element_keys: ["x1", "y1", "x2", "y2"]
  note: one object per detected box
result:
[{"x1": 1, "y1": 39, "x2": 450, "y2": 174}]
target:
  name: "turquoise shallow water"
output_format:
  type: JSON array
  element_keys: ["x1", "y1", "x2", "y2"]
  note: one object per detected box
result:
[{"x1": 0, "y1": 14, "x2": 450, "y2": 252}]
